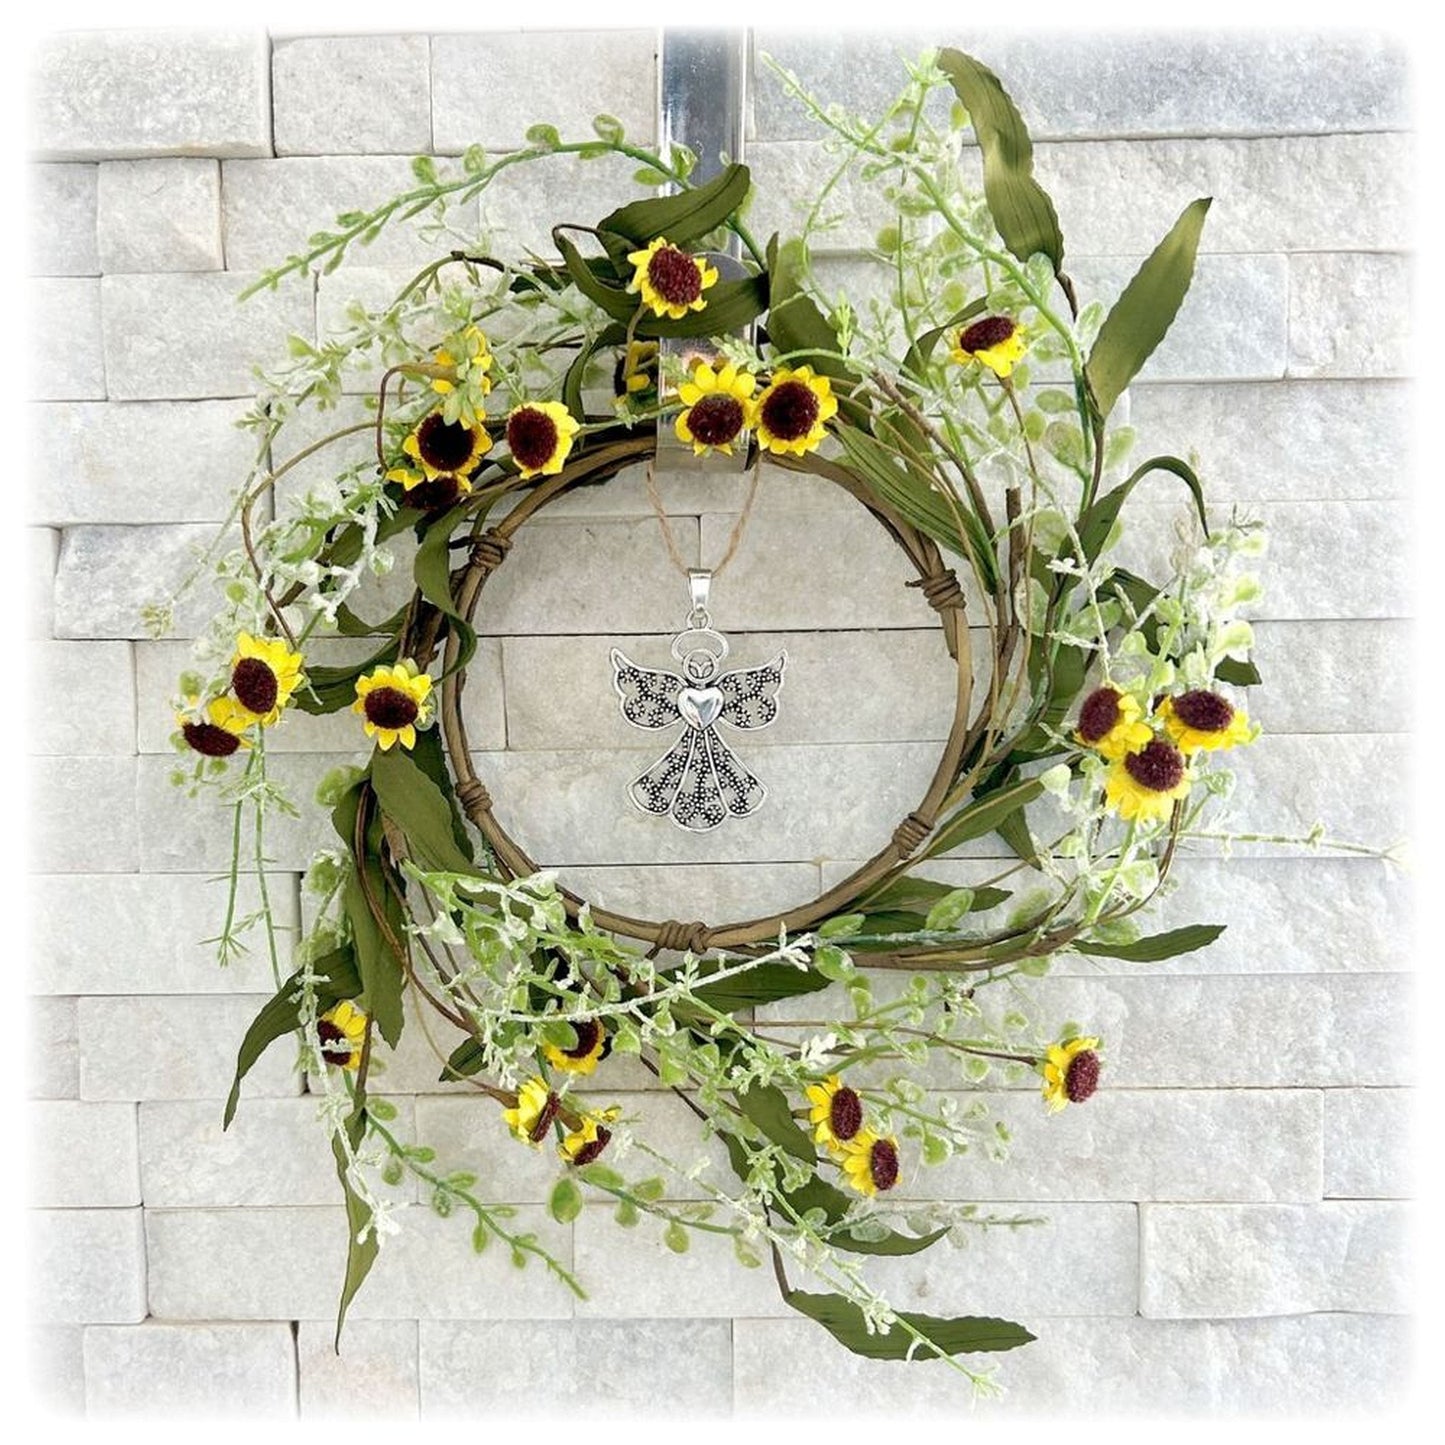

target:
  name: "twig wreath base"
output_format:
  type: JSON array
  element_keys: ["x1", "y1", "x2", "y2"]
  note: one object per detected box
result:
[{"x1": 442, "y1": 434, "x2": 975, "y2": 956}]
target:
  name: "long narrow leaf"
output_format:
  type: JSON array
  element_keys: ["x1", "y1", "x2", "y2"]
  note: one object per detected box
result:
[{"x1": 786, "y1": 1289, "x2": 1035, "y2": 1359}]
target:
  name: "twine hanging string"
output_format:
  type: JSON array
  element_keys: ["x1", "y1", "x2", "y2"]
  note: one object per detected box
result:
[{"x1": 642, "y1": 451, "x2": 765, "y2": 580}]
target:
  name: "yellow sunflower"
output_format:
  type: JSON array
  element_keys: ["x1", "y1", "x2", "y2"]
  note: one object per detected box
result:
[
  {"x1": 839, "y1": 1130, "x2": 902, "y2": 1197},
  {"x1": 176, "y1": 696, "x2": 252, "y2": 758},
  {"x1": 1103, "y1": 739, "x2": 1191, "y2": 823},
  {"x1": 1075, "y1": 685, "x2": 1154, "y2": 761},
  {"x1": 754, "y1": 367, "x2": 838, "y2": 457},
  {"x1": 674, "y1": 360, "x2": 757, "y2": 456},
  {"x1": 1041, "y1": 1035, "x2": 1101, "y2": 1113},
  {"x1": 626, "y1": 236, "x2": 719, "y2": 320},
  {"x1": 542, "y1": 1018, "x2": 609, "y2": 1075},
  {"x1": 502, "y1": 1076, "x2": 561, "y2": 1147},
  {"x1": 560, "y1": 1106, "x2": 621, "y2": 1166},
  {"x1": 505, "y1": 401, "x2": 580, "y2": 480},
  {"x1": 1158, "y1": 690, "x2": 1255, "y2": 754},
  {"x1": 352, "y1": 659, "x2": 433, "y2": 752},
  {"x1": 393, "y1": 410, "x2": 491, "y2": 487},
  {"x1": 614, "y1": 340, "x2": 659, "y2": 404},
  {"x1": 430, "y1": 325, "x2": 493, "y2": 397},
  {"x1": 804, "y1": 1075, "x2": 866, "y2": 1152},
  {"x1": 229, "y1": 633, "x2": 305, "y2": 727},
  {"x1": 316, "y1": 1000, "x2": 368, "y2": 1071},
  {"x1": 949, "y1": 315, "x2": 1027, "y2": 378}
]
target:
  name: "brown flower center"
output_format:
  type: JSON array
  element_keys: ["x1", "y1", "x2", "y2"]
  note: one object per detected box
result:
[
  {"x1": 760, "y1": 380, "x2": 820, "y2": 442},
  {"x1": 562, "y1": 1018, "x2": 604, "y2": 1060},
  {"x1": 182, "y1": 721, "x2": 240, "y2": 757},
  {"x1": 415, "y1": 413, "x2": 480, "y2": 474},
  {"x1": 363, "y1": 686, "x2": 419, "y2": 731},
  {"x1": 528, "y1": 1091, "x2": 562, "y2": 1143},
  {"x1": 1171, "y1": 689, "x2": 1235, "y2": 733},
  {"x1": 316, "y1": 1017, "x2": 353, "y2": 1062},
  {"x1": 406, "y1": 474, "x2": 464, "y2": 512},
  {"x1": 1123, "y1": 739, "x2": 1186, "y2": 793},
  {"x1": 828, "y1": 1086, "x2": 863, "y2": 1142},
  {"x1": 686, "y1": 394, "x2": 746, "y2": 448},
  {"x1": 869, "y1": 1138, "x2": 900, "y2": 1192},
  {"x1": 571, "y1": 1126, "x2": 613, "y2": 1167},
  {"x1": 1077, "y1": 686, "x2": 1123, "y2": 743},
  {"x1": 507, "y1": 407, "x2": 560, "y2": 471},
  {"x1": 646, "y1": 245, "x2": 703, "y2": 305},
  {"x1": 1064, "y1": 1049, "x2": 1100, "y2": 1103},
  {"x1": 958, "y1": 315, "x2": 1017, "y2": 353},
  {"x1": 232, "y1": 657, "x2": 279, "y2": 716}
]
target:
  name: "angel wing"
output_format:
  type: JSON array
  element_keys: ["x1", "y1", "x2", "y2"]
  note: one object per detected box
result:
[
  {"x1": 716, "y1": 652, "x2": 787, "y2": 731},
  {"x1": 610, "y1": 648, "x2": 683, "y2": 729}
]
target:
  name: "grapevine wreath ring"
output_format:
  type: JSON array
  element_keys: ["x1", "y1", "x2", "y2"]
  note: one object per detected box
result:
[
  {"x1": 442, "y1": 433, "x2": 980, "y2": 956},
  {"x1": 160, "y1": 46, "x2": 1298, "y2": 1390}
]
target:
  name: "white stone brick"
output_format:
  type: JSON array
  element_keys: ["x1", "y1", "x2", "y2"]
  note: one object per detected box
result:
[
  {"x1": 752, "y1": 31, "x2": 1408, "y2": 142},
  {"x1": 136, "y1": 750, "x2": 357, "y2": 874},
  {"x1": 30, "y1": 527, "x2": 58, "y2": 639},
  {"x1": 100, "y1": 272, "x2": 314, "y2": 401},
  {"x1": 1289, "y1": 252, "x2": 1411, "y2": 379},
  {"x1": 33, "y1": 280, "x2": 104, "y2": 400},
  {"x1": 274, "y1": 35, "x2": 431, "y2": 156},
  {"x1": 31, "y1": 30, "x2": 272, "y2": 161},
  {"x1": 29, "y1": 756, "x2": 138, "y2": 873},
  {"x1": 1324, "y1": 1088, "x2": 1412, "y2": 1199},
  {"x1": 146, "y1": 1204, "x2": 572, "y2": 1319},
  {"x1": 29, "y1": 1101, "x2": 140, "y2": 1208},
  {"x1": 135, "y1": 635, "x2": 506, "y2": 754},
  {"x1": 431, "y1": 30, "x2": 656, "y2": 153},
  {"x1": 503, "y1": 629, "x2": 965, "y2": 751},
  {"x1": 475, "y1": 151, "x2": 649, "y2": 260},
  {"x1": 733, "y1": 1312, "x2": 1411, "y2": 1414},
  {"x1": 268, "y1": 392, "x2": 379, "y2": 514},
  {"x1": 1249, "y1": 620, "x2": 1410, "y2": 732},
  {"x1": 905, "y1": 1089, "x2": 1321, "y2": 1203},
  {"x1": 28, "y1": 642, "x2": 133, "y2": 756},
  {"x1": 419, "y1": 1319, "x2": 733, "y2": 1414},
  {"x1": 139, "y1": 1096, "x2": 417, "y2": 1208},
  {"x1": 30, "y1": 164, "x2": 98, "y2": 276},
  {"x1": 472, "y1": 740, "x2": 940, "y2": 867},
  {"x1": 573, "y1": 1200, "x2": 1137, "y2": 1319},
  {"x1": 28, "y1": 997, "x2": 79, "y2": 1099},
  {"x1": 223, "y1": 156, "x2": 459, "y2": 270},
  {"x1": 31, "y1": 1208, "x2": 146, "y2": 1324},
  {"x1": 30, "y1": 401, "x2": 256, "y2": 527},
  {"x1": 559, "y1": 862, "x2": 823, "y2": 930},
  {"x1": 1072, "y1": 253, "x2": 1289, "y2": 382},
  {"x1": 29, "y1": 1325, "x2": 85, "y2": 1414},
  {"x1": 1127, "y1": 380, "x2": 1410, "y2": 503},
  {"x1": 299, "y1": 1319, "x2": 418, "y2": 1418},
  {"x1": 79, "y1": 995, "x2": 303, "y2": 1102},
  {"x1": 53, "y1": 524, "x2": 223, "y2": 639},
  {"x1": 1140, "y1": 1201, "x2": 1409, "y2": 1317},
  {"x1": 84, "y1": 1322, "x2": 297, "y2": 1416},
  {"x1": 97, "y1": 159, "x2": 223, "y2": 272}
]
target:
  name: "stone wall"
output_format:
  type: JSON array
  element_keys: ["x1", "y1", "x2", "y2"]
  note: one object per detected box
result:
[{"x1": 28, "y1": 27, "x2": 1413, "y2": 1416}]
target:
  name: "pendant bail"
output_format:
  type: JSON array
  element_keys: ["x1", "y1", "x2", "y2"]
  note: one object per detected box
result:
[{"x1": 687, "y1": 568, "x2": 714, "y2": 628}]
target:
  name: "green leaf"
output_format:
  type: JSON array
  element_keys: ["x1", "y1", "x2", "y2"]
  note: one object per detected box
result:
[
  {"x1": 735, "y1": 1084, "x2": 816, "y2": 1163},
  {"x1": 936, "y1": 48, "x2": 1065, "y2": 283},
  {"x1": 784, "y1": 1289, "x2": 1035, "y2": 1359},
  {"x1": 924, "y1": 889, "x2": 976, "y2": 932},
  {"x1": 1077, "y1": 455, "x2": 1208, "y2": 565},
  {"x1": 293, "y1": 643, "x2": 399, "y2": 717},
  {"x1": 412, "y1": 504, "x2": 478, "y2": 677},
  {"x1": 1076, "y1": 923, "x2": 1226, "y2": 962},
  {"x1": 901, "y1": 298, "x2": 987, "y2": 381},
  {"x1": 1215, "y1": 656, "x2": 1262, "y2": 687},
  {"x1": 223, "y1": 948, "x2": 360, "y2": 1128},
  {"x1": 369, "y1": 745, "x2": 476, "y2": 875},
  {"x1": 924, "y1": 778, "x2": 1044, "y2": 859},
  {"x1": 663, "y1": 1221, "x2": 690, "y2": 1253},
  {"x1": 334, "y1": 782, "x2": 406, "y2": 1049},
  {"x1": 438, "y1": 1037, "x2": 485, "y2": 1083},
  {"x1": 598, "y1": 163, "x2": 751, "y2": 248},
  {"x1": 525, "y1": 122, "x2": 561, "y2": 150},
  {"x1": 331, "y1": 1115, "x2": 379, "y2": 1348},
  {"x1": 690, "y1": 962, "x2": 831, "y2": 1012},
  {"x1": 1085, "y1": 198, "x2": 1212, "y2": 420},
  {"x1": 548, "y1": 1177, "x2": 584, "y2": 1224},
  {"x1": 410, "y1": 154, "x2": 438, "y2": 186}
]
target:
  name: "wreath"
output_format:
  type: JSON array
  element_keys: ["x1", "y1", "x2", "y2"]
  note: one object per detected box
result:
[{"x1": 162, "y1": 47, "x2": 1275, "y2": 1388}]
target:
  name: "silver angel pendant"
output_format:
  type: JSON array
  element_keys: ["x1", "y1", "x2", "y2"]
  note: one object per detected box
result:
[{"x1": 611, "y1": 570, "x2": 786, "y2": 832}]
